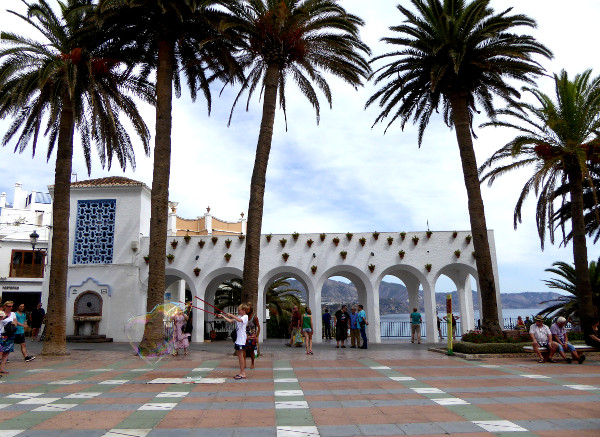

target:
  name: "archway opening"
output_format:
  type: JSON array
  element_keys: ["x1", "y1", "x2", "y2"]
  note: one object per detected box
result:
[
  {"x1": 205, "y1": 273, "x2": 242, "y2": 341},
  {"x1": 433, "y1": 272, "x2": 477, "y2": 337},
  {"x1": 263, "y1": 275, "x2": 307, "y2": 339},
  {"x1": 320, "y1": 273, "x2": 365, "y2": 344}
]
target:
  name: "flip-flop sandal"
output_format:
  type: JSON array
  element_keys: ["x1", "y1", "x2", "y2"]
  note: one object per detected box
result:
[
  {"x1": 538, "y1": 359, "x2": 545, "y2": 363},
  {"x1": 233, "y1": 375, "x2": 246, "y2": 380}
]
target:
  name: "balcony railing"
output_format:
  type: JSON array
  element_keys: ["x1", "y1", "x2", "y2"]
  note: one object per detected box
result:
[{"x1": 9, "y1": 263, "x2": 44, "y2": 278}]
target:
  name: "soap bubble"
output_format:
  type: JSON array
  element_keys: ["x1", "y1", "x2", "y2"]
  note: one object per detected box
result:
[{"x1": 125, "y1": 302, "x2": 183, "y2": 365}]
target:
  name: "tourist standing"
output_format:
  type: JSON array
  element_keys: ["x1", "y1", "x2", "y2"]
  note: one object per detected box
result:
[
  {"x1": 183, "y1": 302, "x2": 193, "y2": 341},
  {"x1": 15, "y1": 304, "x2": 35, "y2": 362},
  {"x1": 302, "y1": 307, "x2": 313, "y2": 355},
  {"x1": 437, "y1": 314, "x2": 443, "y2": 339},
  {"x1": 171, "y1": 306, "x2": 190, "y2": 356},
  {"x1": 245, "y1": 302, "x2": 260, "y2": 369},
  {"x1": 218, "y1": 304, "x2": 248, "y2": 379},
  {"x1": 322, "y1": 309, "x2": 332, "y2": 339},
  {"x1": 286, "y1": 306, "x2": 302, "y2": 347},
  {"x1": 349, "y1": 306, "x2": 360, "y2": 348},
  {"x1": 410, "y1": 308, "x2": 421, "y2": 344},
  {"x1": 444, "y1": 314, "x2": 460, "y2": 338},
  {"x1": 334, "y1": 305, "x2": 350, "y2": 348},
  {"x1": 0, "y1": 301, "x2": 17, "y2": 374},
  {"x1": 357, "y1": 304, "x2": 368, "y2": 349},
  {"x1": 30, "y1": 302, "x2": 45, "y2": 341}
]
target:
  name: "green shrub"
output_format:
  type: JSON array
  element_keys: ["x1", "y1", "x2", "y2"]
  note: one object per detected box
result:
[
  {"x1": 453, "y1": 342, "x2": 530, "y2": 354},
  {"x1": 267, "y1": 314, "x2": 291, "y2": 338},
  {"x1": 567, "y1": 331, "x2": 584, "y2": 341},
  {"x1": 461, "y1": 331, "x2": 529, "y2": 344}
]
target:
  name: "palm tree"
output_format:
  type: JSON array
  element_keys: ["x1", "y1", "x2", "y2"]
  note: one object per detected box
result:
[
  {"x1": 266, "y1": 277, "x2": 303, "y2": 318},
  {"x1": 479, "y1": 70, "x2": 600, "y2": 334},
  {"x1": 0, "y1": 0, "x2": 151, "y2": 355},
  {"x1": 224, "y1": 0, "x2": 371, "y2": 310},
  {"x1": 214, "y1": 278, "x2": 242, "y2": 309},
  {"x1": 538, "y1": 258, "x2": 600, "y2": 320},
  {"x1": 98, "y1": 0, "x2": 241, "y2": 352},
  {"x1": 366, "y1": 0, "x2": 552, "y2": 334}
]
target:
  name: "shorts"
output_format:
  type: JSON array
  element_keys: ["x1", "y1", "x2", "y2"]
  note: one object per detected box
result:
[
  {"x1": 557, "y1": 342, "x2": 576, "y2": 353},
  {"x1": 0, "y1": 337, "x2": 14, "y2": 353},
  {"x1": 302, "y1": 328, "x2": 312, "y2": 334},
  {"x1": 14, "y1": 334, "x2": 25, "y2": 345},
  {"x1": 335, "y1": 325, "x2": 348, "y2": 341},
  {"x1": 234, "y1": 343, "x2": 246, "y2": 351},
  {"x1": 245, "y1": 338, "x2": 257, "y2": 350}
]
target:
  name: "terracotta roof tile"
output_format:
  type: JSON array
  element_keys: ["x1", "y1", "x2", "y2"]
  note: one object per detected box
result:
[{"x1": 71, "y1": 176, "x2": 146, "y2": 187}]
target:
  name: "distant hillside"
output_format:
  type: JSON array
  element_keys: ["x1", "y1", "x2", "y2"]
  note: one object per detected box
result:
[{"x1": 289, "y1": 279, "x2": 562, "y2": 314}]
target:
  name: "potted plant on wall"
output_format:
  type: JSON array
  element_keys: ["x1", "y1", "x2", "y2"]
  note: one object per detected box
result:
[
  {"x1": 166, "y1": 254, "x2": 175, "y2": 264},
  {"x1": 412, "y1": 236, "x2": 419, "y2": 245},
  {"x1": 266, "y1": 233, "x2": 272, "y2": 242},
  {"x1": 426, "y1": 231, "x2": 433, "y2": 238},
  {"x1": 340, "y1": 250, "x2": 347, "y2": 259},
  {"x1": 292, "y1": 232, "x2": 300, "y2": 241},
  {"x1": 311, "y1": 265, "x2": 317, "y2": 274},
  {"x1": 400, "y1": 232, "x2": 406, "y2": 241},
  {"x1": 387, "y1": 236, "x2": 394, "y2": 245},
  {"x1": 332, "y1": 236, "x2": 340, "y2": 246},
  {"x1": 280, "y1": 238, "x2": 287, "y2": 248},
  {"x1": 170, "y1": 240, "x2": 178, "y2": 249},
  {"x1": 143, "y1": 255, "x2": 150, "y2": 264},
  {"x1": 454, "y1": 249, "x2": 461, "y2": 258},
  {"x1": 425, "y1": 263, "x2": 432, "y2": 272},
  {"x1": 320, "y1": 233, "x2": 326, "y2": 241},
  {"x1": 465, "y1": 235, "x2": 472, "y2": 244},
  {"x1": 368, "y1": 264, "x2": 375, "y2": 272},
  {"x1": 398, "y1": 250, "x2": 405, "y2": 260},
  {"x1": 198, "y1": 240, "x2": 205, "y2": 248},
  {"x1": 372, "y1": 231, "x2": 380, "y2": 240},
  {"x1": 282, "y1": 253, "x2": 290, "y2": 261},
  {"x1": 346, "y1": 232, "x2": 353, "y2": 240},
  {"x1": 193, "y1": 267, "x2": 201, "y2": 276},
  {"x1": 184, "y1": 234, "x2": 191, "y2": 244},
  {"x1": 452, "y1": 231, "x2": 458, "y2": 239},
  {"x1": 211, "y1": 236, "x2": 218, "y2": 245},
  {"x1": 224, "y1": 253, "x2": 231, "y2": 262},
  {"x1": 239, "y1": 235, "x2": 245, "y2": 241},
  {"x1": 225, "y1": 238, "x2": 232, "y2": 248},
  {"x1": 359, "y1": 237, "x2": 366, "y2": 246},
  {"x1": 307, "y1": 238, "x2": 314, "y2": 247}
]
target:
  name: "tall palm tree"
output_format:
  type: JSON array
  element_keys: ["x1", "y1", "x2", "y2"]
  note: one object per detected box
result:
[
  {"x1": 224, "y1": 0, "x2": 371, "y2": 310},
  {"x1": 98, "y1": 0, "x2": 241, "y2": 352},
  {"x1": 538, "y1": 258, "x2": 600, "y2": 320},
  {"x1": 479, "y1": 70, "x2": 600, "y2": 335},
  {"x1": 0, "y1": 0, "x2": 151, "y2": 355},
  {"x1": 266, "y1": 277, "x2": 303, "y2": 318},
  {"x1": 366, "y1": 0, "x2": 552, "y2": 334}
]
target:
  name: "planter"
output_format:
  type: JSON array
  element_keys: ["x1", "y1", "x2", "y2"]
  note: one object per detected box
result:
[
  {"x1": 266, "y1": 234, "x2": 272, "y2": 242},
  {"x1": 282, "y1": 253, "x2": 290, "y2": 262},
  {"x1": 372, "y1": 232, "x2": 380, "y2": 240},
  {"x1": 359, "y1": 237, "x2": 366, "y2": 246},
  {"x1": 198, "y1": 240, "x2": 205, "y2": 248},
  {"x1": 412, "y1": 236, "x2": 419, "y2": 246},
  {"x1": 425, "y1": 264, "x2": 432, "y2": 272},
  {"x1": 387, "y1": 236, "x2": 393, "y2": 245},
  {"x1": 168, "y1": 258, "x2": 174, "y2": 264},
  {"x1": 170, "y1": 240, "x2": 178, "y2": 249},
  {"x1": 224, "y1": 253, "x2": 231, "y2": 262},
  {"x1": 225, "y1": 239, "x2": 232, "y2": 248},
  {"x1": 368, "y1": 264, "x2": 375, "y2": 272},
  {"x1": 398, "y1": 251, "x2": 405, "y2": 259},
  {"x1": 143, "y1": 256, "x2": 149, "y2": 264},
  {"x1": 465, "y1": 235, "x2": 472, "y2": 244},
  {"x1": 193, "y1": 268, "x2": 201, "y2": 277},
  {"x1": 346, "y1": 232, "x2": 353, "y2": 241},
  {"x1": 167, "y1": 255, "x2": 175, "y2": 264},
  {"x1": 400, "y1": 232, "x2": 406, "y2": 241},
  {"x1": 454, "y1": 250, "x2": 461, "y2": 258},
  {"x1": 280, "y1": 238, "x2": 287, "y2": 248},
  {"x1": 311, "y1": 265, "x2": 317, "y2": 274},
  {"x1": 340, "y1": 251, "x2": 347, "y2": 259},
  {"x1": 184, "y1": 235, "x2": 191, "y2": 244},
  {"x1": 332, "y1": 237, "x2": 340, "y2": 246},
  {"x1": 426, "y1": 231, "x2": 433, "y2": 238},
  {"x1": 292, "y1": 232, "x2": 300, "y2": 241},
  {"x1": 320, "y1": 233, "x2": 326, "y2": 241},
  {"x1": 211, "y1": 236, "x2": 218, "y2": 245},
  {"x1": 307, "y1": 239, "x2": 314, "y2": 247},
  {"x1": 452, "y1": 231, "x2": 458, "y2": 239},
  {"x1": 238, "y1": 235, "x2": 245, "y2": 241}
]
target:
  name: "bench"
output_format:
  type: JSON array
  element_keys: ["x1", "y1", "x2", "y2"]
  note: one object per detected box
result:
[{"x1": 523, "y1": 345, "x2": 597, "y2": 353}]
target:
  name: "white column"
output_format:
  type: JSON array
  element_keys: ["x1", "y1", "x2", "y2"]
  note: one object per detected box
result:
[
  {"x1": 459, "y1": 272, "x2": 475, "y2": 333},
  {"x1": 423, "y1": 278, "x2": 438, "y2": 343},
  {"x1": 367, "y1": 281, "x2": 380, "y2": 344},
  {"x1": 205, "y1": 213, "x2": 213, "y2": 234},
  {"x1": 177, "y1": 280, "x2": 186, "y2": 305}
]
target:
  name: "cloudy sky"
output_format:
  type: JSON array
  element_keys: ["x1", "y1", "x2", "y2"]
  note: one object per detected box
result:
[{"x1": 1, "y1": 0, "x2": 599, "y2": 296}]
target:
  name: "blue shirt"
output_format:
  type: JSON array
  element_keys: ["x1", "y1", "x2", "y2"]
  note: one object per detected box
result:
[
  {"x1": 349, "y1": 313, "x2": 359, "y2": 329},
  {"x1": 410, "y1": 312, "x2": 421, "y2": 325},
  {"x1": 357, "y1": 310, "x2": 366, "y2": 324},
  {"x1": 322, "y1": 312, "x2": 331, "y2": 324},
  {"x1": 16, "y1": 312, "x2": 26, "y2": 335}
]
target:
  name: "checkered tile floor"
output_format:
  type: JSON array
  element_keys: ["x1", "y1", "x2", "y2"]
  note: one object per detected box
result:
[{"x1": 0, "y1": 341, "x2": 598, "y2": 436}]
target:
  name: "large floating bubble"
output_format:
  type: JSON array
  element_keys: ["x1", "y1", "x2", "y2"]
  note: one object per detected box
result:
[{"x1": 125, "y1": 302, "x2": 184, "y2": 365}]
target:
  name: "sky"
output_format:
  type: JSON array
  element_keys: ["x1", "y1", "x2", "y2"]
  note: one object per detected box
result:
[{"x1": 1, "y1": 0, "x2": 599, "y2": 296}]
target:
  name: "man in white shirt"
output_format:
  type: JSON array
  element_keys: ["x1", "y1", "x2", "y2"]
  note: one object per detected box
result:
[{"x1": 529, "y1": 315, "x2": 558, "y2": 363}]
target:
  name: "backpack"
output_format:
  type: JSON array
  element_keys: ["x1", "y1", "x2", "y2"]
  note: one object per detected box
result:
[{"x1": 3, "y1": 322, "x2": 16, "y2": 337}]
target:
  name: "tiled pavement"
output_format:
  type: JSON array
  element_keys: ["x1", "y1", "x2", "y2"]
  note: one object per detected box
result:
[{"x1": 0, "y1": 340, "x2": 598, "y2": 436}]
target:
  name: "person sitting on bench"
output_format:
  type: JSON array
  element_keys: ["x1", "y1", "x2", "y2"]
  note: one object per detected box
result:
[
  {"x1": 551, "y1": 317, "x2": 585, "y2": 364},
  {"x1": 530, "y1": 315, "x2": 558, "y2": 363}
]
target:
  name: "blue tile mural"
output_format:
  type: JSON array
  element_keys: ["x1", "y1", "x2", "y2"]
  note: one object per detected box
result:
[{"x1": 73, "y1": 199, "x2": 116, "y2": 264}]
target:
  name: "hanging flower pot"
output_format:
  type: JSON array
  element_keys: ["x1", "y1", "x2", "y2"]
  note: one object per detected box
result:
[
  {"x1": 346, "y1": 232, "x2": 353, "y2": 241},
  {"x1": 412, "y1": 236, "x2": 419, "y2": 246},
  {"x1": 224, "y1": 253, "x2": 231, "y2": 262},
  {"x1": 426, "y1": 231, "x2": 433, "y2": 238},
  {"x1": 372, "y1": 231, "x2": 380, "y2": 240},
  {"x1": 184, "y1": 235, "x2": 191, "y2": 244},
  {"x1": 170, "y1": 240, "x2": 178, "y2": 249},
  {"x1": 307, "y1": 239, "x2": 314, "y2": 247},
  {"x1": 225, "y1": 239, "x2": 232, "y2": 248},
  {"x1": 320, "y1": 233, "x2": 326, "y2": 241},
  {"x1": 211, "y1": 236, "x2": 218, "y2": 245},
  {"x1": 282, "y1": 253, "x2": 290, "y2": 262},
  {"x1": 193, "y1": 267, "x2": 201, "y2": 276},
  {"x1": 166, "y1": 254, "x2": 175, "y2": 264},
  {"x1": 465, "y1": 235, "x2": 472, "y2": 244},
  {"x1": 340, "y1": 251, "x2": 347, "y2": 259},
  {"x1": 280, "y1": 238, "x2": 287, "y2": 247},
  {"x1": 387, "y1": 236, "x2": 394, "y2": 245},
  {"x1": 359, "y1": 237, "x2": 366, "y2": 246},
  {"x1": 238, "y1": 235, "x2": 245, "y2": 241},
  {"x1": 143, "y1": 255, "x2": 150, "y2": 264},
  {"x1": 368, "y1": 264, "x2": 375, "y2": 273},
  {"x1": 198, "y1": 240, "x2": 205, "y2": 248},
  {"x1": 398, "y1": 250, "x2": 405, "y2": 260},
  {"x1": 425, "y1": 263, "x2": 432, "y2": 272},
  {"x1": 400, "y1": 232, "x2": 406, "y2": 241},
  {"x1": 454, "y1": 249, "x2": 461, "y2": 258},
  {"x1": 311, "y1": 265, "x2": 317, "y2": 274},
  {"x1": 332, "y1": 237, "x2": 340, "y2": 246},
  {"x1": 292, "y1": 232, "x2": 300, "y2": 241},
  {"x1": 452, "y1": 231, "x2": 458, "y2": 239},
  {"x1": 266, "y1": 234, "x2": 272, "y2": 242}
]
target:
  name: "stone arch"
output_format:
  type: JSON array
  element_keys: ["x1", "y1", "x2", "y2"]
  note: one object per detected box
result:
[
  {"x1": 433, "y1": 263, "x2": 478, "y2": 335},
  {"x1": 259, "y1": 265, "x2": 315, "y2": 342},
  {"x1": 316, "y1": 265, "x2": 374, "y2": 343},
  {"x1": 163, "y1": 267, "x2": 200, "y2": 341},
  {"x1": 73, "y1": 290, "x2": 103, "y2": 336}
]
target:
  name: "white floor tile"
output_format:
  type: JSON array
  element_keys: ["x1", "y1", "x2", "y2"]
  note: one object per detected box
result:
[
  {"x1": 563, "y1": 384, "x2": 598, "y2": 391},
  {"x1": 275, "y1": 401, "x2": 309, "y2": 409},
  {"x1": 473, "y1": 420, "x2": 528, "y2": 432},
  {"x1": 194, "y1": 378, "x2": 226, "y2": 384},
  {"x1": 32, "y1": 403, "x2": 78, "y2": 412},
  {"x1": 431, "y1": 397, "x2": 469, "y2": 405},
  {"x1": 191, "y1": 367, "x2": 214, "y2": 372},
  {"x1": 131, "y1": 369, "x2": 152, "y2": 372},
  {"x1": 273, "y1": 367, "x2": 293, "y2": 371},
  {"x1": 0, "y1": 431, "x2": 26, "y2": 437},
  {"x1": 390, "y1": 376, "x2": 415, "y2": 381},
  {"x1": 276, "y1": 426, "x2": 320, "y2": 437},
  {"x1": 156, "y1": 391, "x2": 189, "y2": 398},
  {"x1": 411, "y1": 387, "x2": 445, "y2": 394},
  {"x1": 138, "y1": 402, "x2": 177, "y2": 411},
  {"x1": 275, "y1": 390, "x2": 304, "y2": 397},
  {"x1": 6, "y1": 393, "x2": 44, "y2": 399},
  {"x1": 49, "y1": 380, "x2": 81, "y2": 385},
  {"x1": 147, "y1": 378, "x2": 190, "y2": 384},
  {"x1": 0, "y1": 404, "x2": 11, "y2": 410},
  {"x1": 478, "y1": 364, "x2": 499, "y2": 368},
  {"x1": 26, "y1": 369, "x2": 51, "y2": 373},
  {"x1": 99, "y1": 380, "x2": 129, "y2": 385},
  {"x1": 90, "y1": 369, "x2": 114, "y2": 372},
  {"x1": 274, "y1": 378, "x2": 298, "y2": 383},
  {"x1": 521, "y1": 374, "x2": 550, "y2": 379},
  {"x1": 18, "y1": 397, "x2": 61, "y2": 405},
  {"x1": 370, "y1": 366, "x2": 390, "y2": 370},
  {"x1": 65, "y1": 392, "x2": 103, "y2": 399},
  {"x1": 101, "y1": 430, "x2": 151, "y2": 437}
]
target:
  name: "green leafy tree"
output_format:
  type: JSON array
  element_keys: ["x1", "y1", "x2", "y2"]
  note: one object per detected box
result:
[
  {"x1": 480, "y1": 70, "x2": 600, "y2": 334},
  {"x1": 98, "y1": 0, "x2": 241, "y2": 352},
  {"x1": 366, "y1": 0, "x2": 551, "y2": 334},
  {"x1": 224, "y1": 0, "x2": 371, "y2": 311},
  {"x1": 0, "y1": 0, "x2": 151, "y2": 355}
]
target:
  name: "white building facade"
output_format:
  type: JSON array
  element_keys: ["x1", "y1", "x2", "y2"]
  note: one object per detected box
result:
[{"x1": 39, "y1": 177, "x2": 502, "y2": 343}]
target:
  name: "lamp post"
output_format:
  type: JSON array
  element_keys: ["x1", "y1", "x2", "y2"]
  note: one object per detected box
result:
[{"x1": 29, "y1": 230, "x2": 46, "y2": 253}]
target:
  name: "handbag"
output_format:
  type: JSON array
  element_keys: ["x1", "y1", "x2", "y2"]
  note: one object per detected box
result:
[
  {"x1": 293, "y1": 330, "x2": 304, "y2": 345},
  {"x1": 3, "y1": 322, "x2": 16, "y2": 337},
  {"x1": 359, "y1": 321, "x2": 366, "y2": 329}
]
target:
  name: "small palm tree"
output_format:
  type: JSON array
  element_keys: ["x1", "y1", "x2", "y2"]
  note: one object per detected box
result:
[
  {"x1": 0, "y1": 0, "x2": 151, "y2": 355},
  {"x1": 224, "y1": 0, "x2": 371, "y2": 311},
  {"x1": 215, "y1": 278, "x2": 243, "y2": 310},
  {"x1": 266, "y1": 277, "x2": 303, "y2": 319},
  {"x1": 366, "y1": 0, "x2": 552, "y2": 334},
  {"x1": 479, "y1": 70, "x2": 600, "y2": 333}
]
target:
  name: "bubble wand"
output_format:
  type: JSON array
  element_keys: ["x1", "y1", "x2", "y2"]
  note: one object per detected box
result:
[
  {"x1": 179, "y1": 301, "x2": 219, "y2": 317},
  {"x1": 194, "y1": 295, "x2": 224, "y2": 314}
]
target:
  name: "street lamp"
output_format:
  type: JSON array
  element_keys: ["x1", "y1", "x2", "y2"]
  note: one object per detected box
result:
[{"x1": 29, "y1": 230, "x2": 45, "y2": 253}]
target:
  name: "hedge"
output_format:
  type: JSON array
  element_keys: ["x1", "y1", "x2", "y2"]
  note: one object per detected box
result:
[{"x1": 453, "y1": 341, "x2": 530, "y2": 354}]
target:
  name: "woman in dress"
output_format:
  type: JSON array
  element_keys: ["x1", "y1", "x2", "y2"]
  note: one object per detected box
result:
[
  {"x1": 302, "y1": 307, "x2": 313, "y2": 355},
  {"x1": 244, "y1": 302, "x2": 260, "y2": 369},
  {"x1": 172, "y1": 306, "x2": 190, "y2": 356}
]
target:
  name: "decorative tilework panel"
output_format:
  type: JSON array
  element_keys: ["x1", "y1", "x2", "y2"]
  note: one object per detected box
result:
[{"x1": 73, "y1": 199, "x2": 116, "y2": 264}]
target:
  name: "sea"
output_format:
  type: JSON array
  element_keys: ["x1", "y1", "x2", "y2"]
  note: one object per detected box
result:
[{"x1": 380, "y1": 308, "x2": 542, "y2": 323}]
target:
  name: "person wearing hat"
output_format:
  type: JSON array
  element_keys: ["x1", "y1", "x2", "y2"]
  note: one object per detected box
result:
[
  {"x1": 529, "y1": 315, "x2": 558, "y2": 363},
  {"x1": 551, "y1": 316, "x2": 585, "y2": 364}
]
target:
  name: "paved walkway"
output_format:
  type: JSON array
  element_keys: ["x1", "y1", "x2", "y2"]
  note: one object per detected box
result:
[{"x1": 0, "y1": 340, "x2": 598, "y2": 436}]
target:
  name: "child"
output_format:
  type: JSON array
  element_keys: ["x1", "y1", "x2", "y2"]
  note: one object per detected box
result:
[{"x1": 217, "y1": 304, "x2": 248, "y2": 379}]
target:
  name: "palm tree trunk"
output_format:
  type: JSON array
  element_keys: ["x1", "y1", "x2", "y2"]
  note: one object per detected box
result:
[
  {"x1": 566, "y1": 162, "x2": 595, "y2": 331},
  {"x1": 241, "y1": 64, "x2": 280, "y2": 311},
  {"x1": 139, "y1": 36, "x2": 175, "y2": 353},
  {"x1": 42, "y1": 93, "x2": 74, "y2": 356},
  {"x1": 450, "y1": 95, "x2": 502, "y2": 335}
]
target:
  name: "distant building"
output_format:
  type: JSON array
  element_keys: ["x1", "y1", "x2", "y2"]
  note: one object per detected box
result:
[{"x1": 0, "y1": 183, "x2": 51, "y2": 308}]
